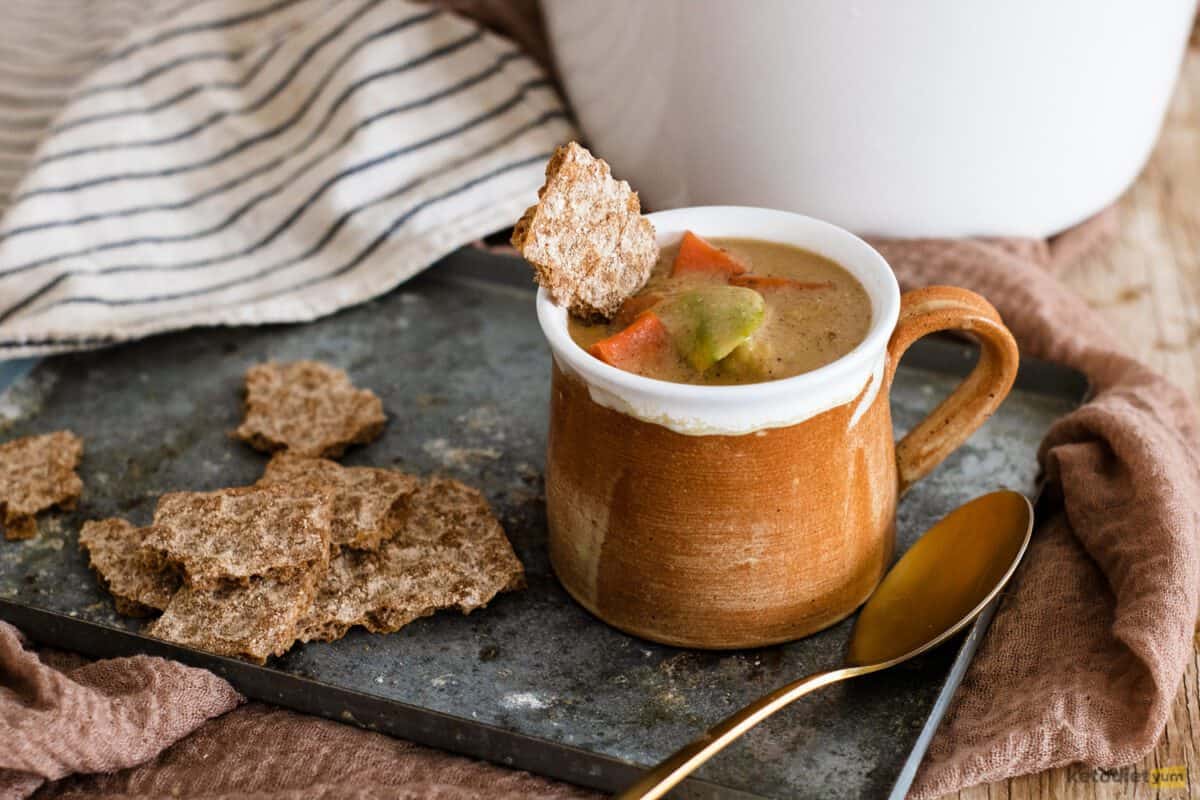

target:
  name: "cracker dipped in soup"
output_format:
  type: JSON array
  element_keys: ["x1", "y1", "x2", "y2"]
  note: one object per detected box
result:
[{"x1": 512, "y1": 142, "x2": 871, "y2": 385}]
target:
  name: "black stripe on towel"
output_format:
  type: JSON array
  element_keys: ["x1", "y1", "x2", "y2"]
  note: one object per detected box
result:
[{"x1": 0, "y1": 334, "x2": 116, "y2": 350}]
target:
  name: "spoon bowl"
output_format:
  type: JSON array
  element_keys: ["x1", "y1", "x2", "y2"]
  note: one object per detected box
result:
[
  {"x1": 847, "y1": 489, "x2": 1033, "y2": 666},
  {"x1": 618, "y1": 490, "x2": 1034, "y2": 800}
]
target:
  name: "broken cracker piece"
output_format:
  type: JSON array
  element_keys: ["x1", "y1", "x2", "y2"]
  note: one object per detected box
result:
[
  {"x1": 233, "y1": 361, "x2": 386, "y2": 458},
  {"x1": 79, "y1": 518, "x2": 179, "y2": 616},
  {"x1": 0, "y1": 431, "x2": 83, "y2": 541},
  {"x1": 511, "y1": 141, "x2": 658, "y2": 320},
  {"x1": 298, "y1": 477, "x2": 525, "y2": 642},
  {"x1": 147, "y1": 484, "x2": 331, "y2": 589},
  {"x1": 147, "y1": 572, "x2": 316, "y2": 664},
  {"x1": 257, "y1": 452, "x2": 419, "y2": 551}
]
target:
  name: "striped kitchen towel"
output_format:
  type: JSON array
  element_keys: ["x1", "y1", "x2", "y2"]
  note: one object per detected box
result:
[{"x1": 0, "y1": 0, "x2": 574, "y2": 357}]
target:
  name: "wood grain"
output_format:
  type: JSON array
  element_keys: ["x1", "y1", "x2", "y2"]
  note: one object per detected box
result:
[{"x1": 938, "y1": 44, "x2": 1200, "y2": 800}]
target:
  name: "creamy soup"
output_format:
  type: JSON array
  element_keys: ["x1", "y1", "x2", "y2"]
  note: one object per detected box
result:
[{"x1": 568, "y1": 233, "x2": 872, "y2": 385}]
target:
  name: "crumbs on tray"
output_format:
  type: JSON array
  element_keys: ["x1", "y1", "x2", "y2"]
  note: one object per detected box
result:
[
  {"x1": 0, "y1": 430, "x2": 83, "y2": 540},
  {"x1": 58, "y1": 359, "x2": 525, "y2": 665},
  {"x1": 257, "y1": 452, "x2": 419, "y2": 552},
  {"x1": 233, "y1": 360, "x2": 387, "y2": 458},
  {"x1": 298, "y1": 476, "x2": 525, "y2": 644},
  {"x1": 79, "y1": 519, "x2": 179, "y2": 617}
]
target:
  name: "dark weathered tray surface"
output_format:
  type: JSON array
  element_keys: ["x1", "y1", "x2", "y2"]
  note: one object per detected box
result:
[{"x1": 0, "y1": 248, "x2": 1084, "y2": 799}]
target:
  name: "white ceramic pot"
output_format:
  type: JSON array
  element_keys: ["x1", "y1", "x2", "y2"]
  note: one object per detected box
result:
[{"x1": 542, "y1": 0, "x2": 1197, "y2": 237}]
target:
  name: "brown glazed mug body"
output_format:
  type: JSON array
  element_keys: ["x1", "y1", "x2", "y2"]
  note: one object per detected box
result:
[{"x1": 536, "y1": 208, "x2": 1020, "y2": 648}]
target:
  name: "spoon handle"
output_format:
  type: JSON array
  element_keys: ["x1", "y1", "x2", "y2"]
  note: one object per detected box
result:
[{"x1": 616, "y1": 665, "x2": 870, "y2": 800}]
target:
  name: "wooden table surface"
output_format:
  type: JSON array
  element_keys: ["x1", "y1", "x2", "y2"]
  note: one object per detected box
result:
[{"x1": 945, "y1": 43, "x2": 1200, "y2": 800}]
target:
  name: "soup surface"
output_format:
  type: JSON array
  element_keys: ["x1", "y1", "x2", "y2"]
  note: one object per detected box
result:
[{"x1": 568, "y1": 234, "x2": 872, "y2": 385}]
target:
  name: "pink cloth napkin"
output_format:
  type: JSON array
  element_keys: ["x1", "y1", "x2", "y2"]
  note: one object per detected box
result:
[{"x1": 875, "y1": 215, "x2": 1200, "y2": 794}]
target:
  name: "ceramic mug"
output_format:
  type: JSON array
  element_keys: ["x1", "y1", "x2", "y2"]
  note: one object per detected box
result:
[{"x1": 536, "y1": 207, "x2": 1020, "y2": 648}]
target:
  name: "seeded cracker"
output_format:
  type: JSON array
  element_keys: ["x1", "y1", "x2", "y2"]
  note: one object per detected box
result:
[
  {"x1": 257, "y1": 452, "x2": 419, "y2": 551},
  {"x1": 511, "y1": 141, "x2": 658, "y2": 320},
  {"x1": 298, "y1": 477, "x2": 525, "y2": 642},
  {"x1": 0, "y1": 431, "x2": 83, "y2": 540},
  {"x1": 233, "y1": 361, "x2": 386, "y2": 458},
  {"x1": 79, "y1": 518, "x2": 179, "y2": 616},
  {"x1": 146, "y1": 484, "x2": 331, "y2": 589},
  {"x1": 148, "y1": 573, "x2": 316, "y2": 664}
]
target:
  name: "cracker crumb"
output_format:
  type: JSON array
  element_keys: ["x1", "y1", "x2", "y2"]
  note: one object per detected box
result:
[
  {"x1": 147, "y1": 484, "x2": 332, "y2": 589},
  {"x1": 257, "y1": 453, "x2": 418, "y2": 551},
  {"x1": 148, "y1": 573, "x2": 316, "y2": 664},
  {"x1": 0, "y1": 431, "x2": 83, "y2": 541},
  {"x1": 233, "y1": 361, "x2": 385, "y2": 458},
  {"x1": 298, "y1": 477, "x2": 524, "y2": 642},
  {"x1": 79, "y1": 518, "x2": 179, "y2": 616}
]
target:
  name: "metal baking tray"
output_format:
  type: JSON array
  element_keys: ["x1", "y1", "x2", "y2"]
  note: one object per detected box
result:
[{"x1": 0, "y1": 247, "x2": 1086, "y2": 799}]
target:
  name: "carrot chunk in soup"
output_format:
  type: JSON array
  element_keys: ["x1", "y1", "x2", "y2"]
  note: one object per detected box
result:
[
  {"x1": 671, "y1": 231, "x2": 748, "y2": 278},
  {"x1": 588, "y1": 312, "x2": 672, "y2": 370}
]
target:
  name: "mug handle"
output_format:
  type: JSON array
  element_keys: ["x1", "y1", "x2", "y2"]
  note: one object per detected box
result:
[{"x1": 885, "y1": 286, "x2": 1020, "y2": 495}]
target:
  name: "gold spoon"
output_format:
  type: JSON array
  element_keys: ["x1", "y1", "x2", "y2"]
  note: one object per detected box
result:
[{"x1": 617, "y1": 490, "x2": 1034, "y2": 800}]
